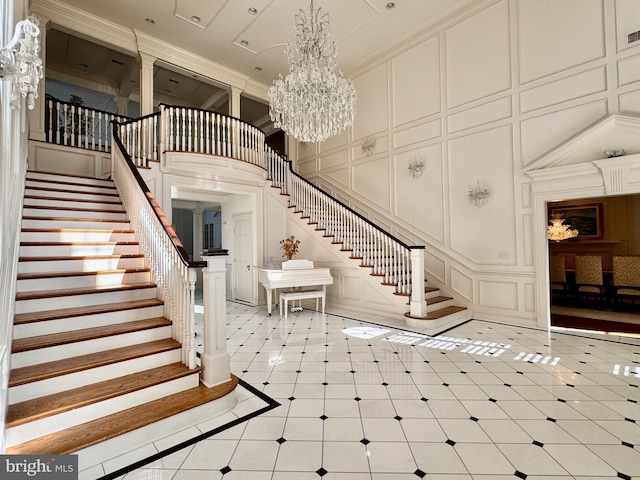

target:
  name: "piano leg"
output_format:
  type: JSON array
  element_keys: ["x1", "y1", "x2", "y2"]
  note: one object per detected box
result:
[{"x1": 266, "y1": 287, "x2": 273, "y2": 315}]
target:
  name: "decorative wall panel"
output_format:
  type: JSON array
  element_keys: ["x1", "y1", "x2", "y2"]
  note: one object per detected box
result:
[
  {"x1": 445, "y1": 0, "x2": 511, "y2": 108},
  {"x1": 447, "y1": 97, "x2": 512, "y2": 134},
  {"x1": 619, "y1": 54, "x2": 640, "y2": 87},
  {"x1": 352, "y1": 63, "x2": 389, "y2": 141},
  {"x1": 324, "y1": 167, "x2": 350, "y2": 189},
  {"x1": 425, "y1": 252, "x2": 446, "y2": 283},
  {"x1": 298, "y1": 158, "x2": 317, "y2": 176},
  {"x1": 479, "y1": 281, "x2": 518, "y2": 310},
  {"x1": 394, "y1": 145, "x2": 444, "y2": 242},
  {"x1": 620, "y1": 90, "x2": 640, "y2": 114},
  {"x1": 319, "y1": 128, "x2": 349, "y2": 152},
  {"x1": 341, "y1": 275, "x2": 362, "y2": 302},
  {"x1": 518, "y1": 0, "x2": 604, "y2": 83},
  {"x1": 392, "y1": 36, "x2": 441, "y2": 127},
  {"x1": 520, "y1": 101, "x2": 607, "y2": 166},
  {"x1": 520, "y1": 67, "x2": 606, "y2": 113},
  {"x1": 451, "y1": 267, "x2": 473, "y2": 302},
  {"x1": 320, "y1": 150, "x2": 349, "y2": 170},
  {"x1": 616, "y1": 0, "x2": 640, "y2": 53},
  {"x1": 353, "y1": 157, "x2": 391, "y2": 210},
  {"x1": 393, "y1": 120, "x2": 441, "y2": 149},
  {"x1": 449, "y1": 126, "x2": 516, "y2": 265}
]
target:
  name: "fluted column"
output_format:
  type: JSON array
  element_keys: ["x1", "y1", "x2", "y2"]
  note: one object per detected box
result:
[
  {"x1": 138, "y1": 52, "x2": 155, "y2": 116},
  {"x1": 27, "y1": 13, "x2": 48, "y2": 141}
]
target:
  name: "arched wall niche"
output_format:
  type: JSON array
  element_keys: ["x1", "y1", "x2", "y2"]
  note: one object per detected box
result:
[{"x1": 525, "y1": 114, "x2": 640, "y2": 329}]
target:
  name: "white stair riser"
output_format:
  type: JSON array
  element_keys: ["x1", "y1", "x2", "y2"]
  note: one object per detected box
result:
[
  {"x1": 13, "y1": 304, "x2": 165, "y2": 339},
  {"x1": 19, "y1": 244, "x2": 140, "y2": 257},
  {"x1": 18, "y1": 257, "x2": 145, "y2": 274},
  {"x1": 5, "y1": 373, "x2": 199, "y2": 447},
  {"x1": 25, "y1": 189, "x2": 120, "y2": 203},
  {"x1": 25, "y1": 180, "x2": 117, "y2": 195},
  {"x1": 20, "y1": 230, "x2": 135, "y2": 243},
  {"x1": 11, "y1": 324, "x2": 171, "y2": 368},
  {"x1": 15, "y1": 286, "x2": 158, "y2": 314},
  {"x1": 24, "y1": 197, "x2": 124, "y2": 211},
  {"x1": 17, "y1": 271, "x2": 151, "y2": 293},
  {"x1": 22, "y1": 208, "x2": 128, "y2": 221},
  {"x1": 428, "y1": 298, "x2": 454, "y2": 310},
  {"x1": 26, "y1": 173, "x2": 114, "y2": 187},
  {"x1": 21, "y1": 219, "x2": 131, "y2": 230},
  {"x1": 8, "y1": 349, "x2": 181, "y2": 404},
  {"x1": 405, "y1": 309, "x2": 471, "y2": 332}
]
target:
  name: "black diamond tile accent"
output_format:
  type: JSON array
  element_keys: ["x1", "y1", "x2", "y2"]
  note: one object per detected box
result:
[
  {"x1": 322, "y1": 382, "x2": 328, "y2": 386},
  {"x1": 515, "y1": 471, "x2": 527, "y2": 479},
  {"x1": 424, "y1": 360, "x2": 430, "y2": 364},
  {"x1": 567, "y1": 384, "x2": 575, "y2": 388},
  {"x1": 382, "y1": 382, "x2": 388, "y2": 386},
  {"x1": 324, "y1": 360, "x2": 329, "y2": 363},
  {"x1": 406, "y1": 370, "x2": 411, "y2": 374},
  {"x1": 622, "y1": 441, "x2": 633, "y2": 448},
  {"x1": 558, "y1": 399, "x2": 566, "y2": 403},
  {"x1": 421, "y1": 397, "x2": 429, "y2": 402},
  {"x1": 440, "y1": 351, "x2": 446, "y2": 355},
  {"x1": 395, "y1": 415, "x2": 403, "y2": 421},
  {"x1": 618, "y1": 473, "x2": 631, "y2": 480},
  {"x1": 255, "y1": 352, "x2": 260, "y2": 354},
  {"x1": 517, "y1": 371, "x2": 524, "y2": 375},
  {"x1": 629, "y1": 399, "x2": 638, "y2": 403},
  {"x1": 475, "y1": 360, "x2": 482, "y2": 363},
  {"x1": 350, "y1": 370, "x2": 356, "y2": 374},
  {"x1": 347, "y1": 351, "x2": 352, "y2": 354},
  {"x1": 579, "y1": 360, "x2": 586, "y2": 364},
  {"x1": 220, "y1": 466, "x2": 232, "y2": 475},
  {"x1": 625, "y1": 418, "x2": 636, "y2": 423},
  {"x1": 320, "y1": 415, "x2": 328, "y2": 421},
  {"x1": 354, "y1": 397, "x2": 361, "y2": 401},
  {"x1": 533, "y1": 440, "x2": 544, "y2": 447},
  {"x1": 395, "y1": 351, "x2": 400, "y2": 355},
  {"x1": 316, "y1": 467, "x2": 328, "y2": 477},
  {"x1": 446, "y1": 439, "x2": 456, "y2": 446},
  {"x1": 277, "y1": 437, "x2": 286, "y2": 444},
  {"x1": 630, "y1": 384, "x2": 638, "y2": 388},
  {"x1": 263, "y1": 382, "x2": 269, "y2": 385},
  {"x1": 242, "y1": 370, "x2": 248, "y2": 373},
  {"x1": 302, "y1": 351, "x2": 306, "y2": 354},
  {"x1": 414, "y1": 469, "x2": 427, "y2": 478},
  {"x1": 547, "y1": 417, "x2": 557, "y2": 423},
  {"x1": 470, "y1": 416, "x2": 479, "y2": 422},
  {"x1": 442, "y1": 383, "x2": 449, "y2": 387},
  {"x1": 460, "y1": 371, "x2": 467, "y2": 374},
  {"x1": 296, "y1": 370, "x2": 302, "y2": 373},
  {"x1": 489, "y1": 398, "x2": 497, "y2": 403},
  {"x1": 360, "y1": 438, "x2": 370, "y2": 445},
  {"x1": 504, "y1": 383, "x2": 512, "y2": 387},
  {"x1": 289, "y1": 396, "x2": 296, "y2": 401},
  {"x1": 374, "y1": 360, "x2": 380, "y2": 363}
]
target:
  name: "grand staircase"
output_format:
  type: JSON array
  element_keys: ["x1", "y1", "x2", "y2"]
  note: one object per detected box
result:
[{"x1": 6, "y1": 170, "x2": 236, "y2": 456}]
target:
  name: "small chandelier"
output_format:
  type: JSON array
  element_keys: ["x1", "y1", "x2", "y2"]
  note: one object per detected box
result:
[
  {"x1": 547, "y1": 213, "x2": 578, "y2": 242},
  {"x1": 0, "y1": 15, "x2": 43, "y2": 110},
  {"x1": 408, "y1": 155, "x2": 425, "y2": 178},
  {"x1": 268, "y1": 0, "x2": 356, "y2": 143}
]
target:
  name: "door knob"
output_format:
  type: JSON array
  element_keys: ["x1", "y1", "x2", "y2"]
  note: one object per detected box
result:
[{"x1": 246, "y1": 265, "x2": 250, "y2": 271}]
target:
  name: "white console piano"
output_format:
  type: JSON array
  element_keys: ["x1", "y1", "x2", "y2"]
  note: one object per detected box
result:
[{"x1": 259, "y1": 259, "x2": 333, "y2": 315}]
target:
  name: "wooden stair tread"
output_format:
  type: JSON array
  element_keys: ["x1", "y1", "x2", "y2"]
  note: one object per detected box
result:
[
  {"x1": 9, "y1": 338, "x2": 180, "y2": 387},
  {"x1": 12, "y1": 317, "x2": 170, "y2": 353},
  {"x1": 27, "y1": 170, "x2": 113, "y2": 182},
  {"x1": 20, "y1": 241, "x2": 138, "y2": 246},
  {"x1": 24, "y1": 194, "x2": 122, "y2": 206},
  {"x1": 6, "y1": 363, "x2": 199, "y2": 428},
  {"x1": 23, "y1": 205, "x2": 126, "y2": 214},
  {"x1": 14, "y1": 298, "x2": 164, "y2": 324},
  {"x1": 26, "y1": 177, "x2": 116, "y2": 190},
  {"x1": 6, "y1": 375, "x2": 238, "y2": 455},
  {"x1": 22, "y1": 216, "x2": 129, "y2": 224},
  {"x1": 17, "y1": 268, "x2": 150, "y2": 280},
  {"x1": 15, "y1": 281, "x2": 156, "y2": 301},
  {"x1": 427, "y1": 295, "x2": 452, "y2": 305},
  {"x1": 21, "y1": 228, "x2": 134, "y2": 234},
  {"x1": 19, "y1": 253, "x2": 144, "y2": 262},
  {"x1": 405, "y1": 305, "x2": 467, "y2": 321},
  {"x1": 425, "y1": 286, "x2": 439, "y2": 293}
]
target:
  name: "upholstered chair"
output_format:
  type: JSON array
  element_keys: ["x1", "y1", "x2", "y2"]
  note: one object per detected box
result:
[
  {"x1": 574, "y1": 255, "x2": 605, "y2": 306},
  {"x1": 549, "y1": 255, "x2": 569, "y2": 302},
  {"x1": 612, "y1": 255, "x2": 640, "y2": 309}
]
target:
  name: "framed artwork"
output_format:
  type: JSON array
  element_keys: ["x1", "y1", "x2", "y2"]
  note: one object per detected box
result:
[{"x1": 549, "y1": 203, "x2": 603, "y2": 239}]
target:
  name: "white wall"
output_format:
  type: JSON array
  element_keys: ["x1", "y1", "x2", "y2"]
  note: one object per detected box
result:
[{"x1": 295, "y1": 0, "x2": 640, "y2": 325}]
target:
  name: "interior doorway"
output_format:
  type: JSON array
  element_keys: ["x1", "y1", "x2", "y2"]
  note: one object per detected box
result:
[{"x1": 233, "y1": 213, "x2": 253, "y2": 302}]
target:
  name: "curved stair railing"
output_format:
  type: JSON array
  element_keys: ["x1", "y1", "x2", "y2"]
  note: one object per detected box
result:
[{"x1": 114, "y1": 106, "x2": 427, "y2": 317}]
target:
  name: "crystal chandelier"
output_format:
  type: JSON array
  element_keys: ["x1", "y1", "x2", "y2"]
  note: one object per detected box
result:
[
  {"x1": 0, "y1": 15, "x2": 43, "y2": 110},
  {"x1": 547, "y1": 213, "x2": 578, "y2": 242},
  {"x1": 268, "y1": 0, "x2": 356, "y2": 143}
]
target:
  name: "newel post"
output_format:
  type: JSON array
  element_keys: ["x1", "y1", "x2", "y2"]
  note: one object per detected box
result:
[
  {"x1": 410, "y1": 246, "x2": 427, "y2": 317},
  {"x1": 201, "y1": 250, "x2": 231, "y2": 387}
]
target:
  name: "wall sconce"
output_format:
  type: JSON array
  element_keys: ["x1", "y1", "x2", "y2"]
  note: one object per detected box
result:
[
  {"x1": 468, "y1": 181, "x2": 490, "y2": 207},
  {"x1": 604, "y1": 149, "x2": 624, "y2": 158},
  {"x1": 407, "y1": 155, "x2": 425, "y2": 178},
  {"x1": 0, "y1": 15, "x2": 43, "y2": 110},
  {"x1": 362, "y1": 137, "x2": 376, "y2": 156}
]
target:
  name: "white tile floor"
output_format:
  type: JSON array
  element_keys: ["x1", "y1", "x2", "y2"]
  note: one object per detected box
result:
[{"x1": 101, "y1": 301, "x2": 640, "y2": 480}]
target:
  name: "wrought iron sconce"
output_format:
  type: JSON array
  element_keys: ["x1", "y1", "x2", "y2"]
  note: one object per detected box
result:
[
  {"x1": 0, "y1": 15, "x2": 43, "y2": 110},
  {"x1": 468, "y1": 181, "x2": 490, "y2": 207},
  {"x1": 407, "y1": 155, "x2": 425, "y2": 178}
]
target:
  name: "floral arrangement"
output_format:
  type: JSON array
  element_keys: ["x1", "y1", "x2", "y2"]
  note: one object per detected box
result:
[{"x1": 280, "y1": 235, "x2": 300, "y2": 260}]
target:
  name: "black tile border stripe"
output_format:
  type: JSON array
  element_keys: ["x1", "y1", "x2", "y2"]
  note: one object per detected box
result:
[{"x1": 95, "y1": 378, "x2": 280, "y2": 480}]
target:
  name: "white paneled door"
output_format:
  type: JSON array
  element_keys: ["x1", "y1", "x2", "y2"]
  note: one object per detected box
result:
[{"x1": 233, "y1": 213, "x2": 253, "y2": 302}]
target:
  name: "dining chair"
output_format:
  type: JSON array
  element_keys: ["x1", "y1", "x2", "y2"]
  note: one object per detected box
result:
[
  {"x1": 612, "y1": 255, "x2": 640, "y2": 310},
  {"x1": 549, "y1": 255, "x2": 570, "y2": 303},
  {"x1": 574, "y1": 255, "x2": 605, "y2": 307}
]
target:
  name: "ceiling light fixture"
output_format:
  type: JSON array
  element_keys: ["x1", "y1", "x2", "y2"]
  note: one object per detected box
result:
[
  {"x1": 268, "y1": 0, "x2": 356, "y2": 143},
  {"x1": 240, "y1": 40, "x2": 249, "y2": 46},
  {"x1": 248, "y1": 7, "x2": 258, "y2": 15},
  {"x1": 255, "y1": 66, "x2": 262, "y2": 71},
  {"x1": 191, "y1": 15, "x2": 201, "y2": 23},
  {"x1": 386, "y1": 2, "x2": 396, "y2": 10},
  {"x1": 547, "y1": 213, "x2": 578, "y2": 242},
  {"x1": 0, "y1": 15, "x2": 43, "y2": 110},
  {"x1": 145, "y1": 18, "x2": 155, "y2": 25}
]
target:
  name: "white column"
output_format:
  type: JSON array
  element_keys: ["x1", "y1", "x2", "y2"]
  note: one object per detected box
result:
[
  {"x1": 201, "y1": 252, "x2": 231, "y2": 388},
  {"x1": 409, "y1": 247, "x2": 427, "y2": 317},
  {"x1": 27, "y1": 14, "x2": 48, "y2": 141},
  {"x1": 138, "y1": 52, "x2": 155, "y2": 116},
  {"x1": 193, "y1": 208, "x2": 204, "y2": 255},
  {"x1": 229, "y1": 85, "x2": 242, "y2": 119}
]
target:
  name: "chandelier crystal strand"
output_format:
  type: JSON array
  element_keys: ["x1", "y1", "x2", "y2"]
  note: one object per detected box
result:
[
  {"x1": 0, "y1": 15, "x2": 43, "y2": 110},
  {"x1": 547, "y1": 213, "x2": 578, "y2": 242},
  {"x1": 268, "y1": 0, "x2": 356, "y2": 143}
]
